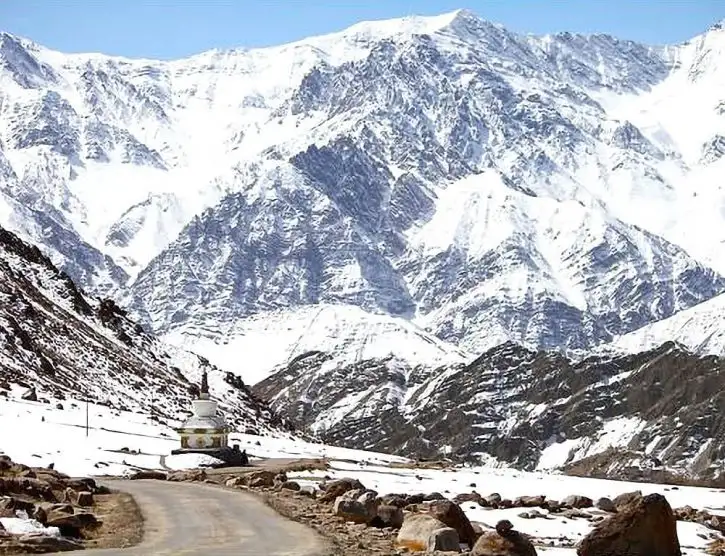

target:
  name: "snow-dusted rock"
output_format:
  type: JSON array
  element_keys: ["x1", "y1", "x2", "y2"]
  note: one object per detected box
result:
[{"x1": 257, "y1": 340, "x2": 725, "y2": 478}]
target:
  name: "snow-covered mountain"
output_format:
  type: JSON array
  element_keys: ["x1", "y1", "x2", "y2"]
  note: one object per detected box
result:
[
  {"x1": 256, "y1": 340, "x2": 725, "y2": 479},
  {"x1": 0, "y1": 224, "x2": 285, "y2": 434},
  {"x1": 1, "y1": 10, "x2": 725, "y2": 361},
  {"x1": 164, "y1": 303, "x2": 468, "y2": 385},
  {"x1": 604, "y1": 292, "x2": 725, "y2": 357}
]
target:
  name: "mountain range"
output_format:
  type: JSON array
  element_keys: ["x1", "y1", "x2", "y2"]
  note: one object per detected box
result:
[
  {"x1": 2, "y1": 9, "x2": 725, "y2": 477},
  {"x1": 255, "y1": 340, "x2": 725, "y2": 479}
]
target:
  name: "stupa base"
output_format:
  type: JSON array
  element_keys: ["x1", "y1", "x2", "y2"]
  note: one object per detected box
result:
[{"x1": 171, "y1": 446, "x2": 250, "y2": 467}]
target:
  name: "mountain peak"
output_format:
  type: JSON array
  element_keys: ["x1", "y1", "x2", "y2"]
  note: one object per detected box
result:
[{"x1": 709, "y1": 19, "x2": 725, "y2": 32}]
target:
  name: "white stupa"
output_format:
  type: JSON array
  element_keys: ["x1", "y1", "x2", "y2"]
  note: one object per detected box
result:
[{"x1": 174, "y1": 371, "x2": 230, "y2": 452}]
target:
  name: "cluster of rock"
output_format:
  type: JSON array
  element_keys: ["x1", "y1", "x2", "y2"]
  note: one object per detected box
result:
[
  {"x1": 126, "y1": 466, "x2": 717, "y2": 556},
  {"x1": 261, "y1": 479, "x2": 695, "y2": 555},
  {"x1": 0, "y1": 455, "x2": 106, "y2": 552},
  {"x1": 281, "y1": 475, "x2": 536, "y2": 555}
]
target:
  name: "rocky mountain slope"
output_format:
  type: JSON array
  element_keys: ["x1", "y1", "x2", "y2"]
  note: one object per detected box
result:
[
  {"x1": 604, "y1": 292, "x2": 725, "y2": 357},
  {"x1": 255, "y1": 340, "x2": 725, "y2": 479},
  {"x1": 0, "y1": 225, "x2": 285, "y2": 434},
  {"x1": 1, "y1": 12, "x2": 725, "y2": 361}
]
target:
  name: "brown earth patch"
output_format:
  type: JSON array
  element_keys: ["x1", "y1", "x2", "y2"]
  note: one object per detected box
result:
[{"x1": 81, "y1": 491, "x2": 143, "y2": 550}]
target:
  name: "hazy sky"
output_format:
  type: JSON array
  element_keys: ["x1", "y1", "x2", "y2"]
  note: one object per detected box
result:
[{"x1": 1, "y1": 0, "x2": 723, "y2": 59}]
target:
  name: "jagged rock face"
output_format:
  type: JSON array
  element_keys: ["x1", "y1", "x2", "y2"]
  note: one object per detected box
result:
[
  {"x1": 0, "y1": 225, "x2": 285, "y2": 433},
  {"x1": 1, "y1": 11, "x2": 725, "y2": 358},
  {"x1": 129, "y1": 164, "x2": 416, "y2": 331},
  {"x1": 255, "y1": 341, "x2": 725, "y2": 478}
]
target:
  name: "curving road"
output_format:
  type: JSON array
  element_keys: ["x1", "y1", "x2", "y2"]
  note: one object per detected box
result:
[{"x1": 56, "y1": 479, "x2": 328, "y2": 556}]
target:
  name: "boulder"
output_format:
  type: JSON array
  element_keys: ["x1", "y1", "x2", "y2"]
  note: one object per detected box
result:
[
  {"x1": 245, "y1": 470, "x2": 277, "y2": 488},
  {"x1": 472, "y1": 520, "x2": 537, "y2": 556},
  {"x1": 380, "y1": 494, "x2": 409, "y2": 508},
  {"x1": 33, "y1": 506, "x2": 48, "y2": 525},
  {"x1": 612, "y1": 490, "x2": 642, "y2": 510},
  {"x1": 318, "y1": 478, "x2": 365, "y2": 503},
  {"x1": 486, "y1": 493, "x2": 502, "y2": 506},
  {"x1": 66, "y1": 477, "x2": 97, "y2": 493},
  {"x1": 372, "y1": 504, "x2": 404, "y2": 529},
  {"x1": 514, "y1": 495, "x2": 546, "y2": 508},
  {"x1": 75, "y1": 491, "x2": 94, "y2": 507},
  {"x1": 225, "y1": 477, "x2": 244, "y2": 488},
  {"x1": 128, "y1": 470, "x2": 167, "y2": 480},
  {"x1": 595, "y1": 497, "x2": 616, "y2": 513},
  {"x1": 298, "y1": 486, "x2": 317, "y2": 499},
  {"x1": 577, "y1": 493, "x2": 680, "y2": 556},
  {"x1": 673, "y1": 505, "x2": 696, "y2": 521},
  {"x1": 0, "y1": 455, "x2": 12, "y2": 472},
  {"x1": 279, "y1": 480, "x2": 301, "y2": 491},
  {"x1": 333, "y1": 489, "x2": 379, "y2": 524},
  {"x1": 455, "y1": 492, "x2": 486, "y2": 506},
  {"x1": 428, "y1": 527, "x2": 461, "y2": 552},
  {"x1": 542, "y1": 499, "x2": 562, "y2": 513},
  {"x1": 167, "y1": 469, "x2": 207, "y2": 483},
  {"x1": 562, "y1": 495, "x2": 594, "y2": 509},
  {"x1": 333, "y1": 498, "x2": 374, "y2": 524},
  {"x1": 427, "y1": 499, "x2": 477, "y2": 548},
  {"x1": 62, "y1": 487, "x2": 75, "y2": 504},
  {"x1": 47, "y1": 511, "x2": 101, "y2": 538},
  {"x1": 21, "y1": 388, "x2": 37, "y2": 401},
  {"x1": 397, "y1": 513, "x2": 450, "y2": 552},
  {"x1": 564, "y1": 509, "x2": 593, "y2": 519},
  {"x1": 356, "y1": 490, "x2": 378, "y2": 511}
]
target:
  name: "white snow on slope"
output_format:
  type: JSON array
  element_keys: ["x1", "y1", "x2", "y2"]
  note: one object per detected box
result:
[
  {"x1": 605, "y1": 292, "x2": 725, "y2": 356},
  {"x1": 1, "y1": 11, "x2": 724, "y2": 281},
  {"x1": 164, "y1": 303, "x2": 469, "y2": 386},
  {"x1": 0, "y1": 394, "x2": 405, "y2": 478}
]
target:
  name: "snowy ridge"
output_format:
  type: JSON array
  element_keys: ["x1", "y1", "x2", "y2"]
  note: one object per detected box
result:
[
  {"x1": 604, "y1": 293, "x2": 725, "y2": 357},
  {"x1": 164, "y1": 303, "x2": 469, "y2": 386},
  {"x1": 1, "y1": 11, "x2": 725, "y2": 359}
]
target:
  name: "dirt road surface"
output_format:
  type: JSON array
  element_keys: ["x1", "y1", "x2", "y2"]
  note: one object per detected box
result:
[{"x1": 50, "y1": 479, "x2": 328, "y2": 556}]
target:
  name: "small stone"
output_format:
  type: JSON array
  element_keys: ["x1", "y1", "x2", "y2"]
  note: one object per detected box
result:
[
  {"x1": 562, "y1": 495, "x2": 593, "y2": 509},
  {"x1": 75, "y1": 491, "x2": 94, "y2": 507},
  {"x1": 595, "y1": 497, "x2": 616, "y2": 513}
]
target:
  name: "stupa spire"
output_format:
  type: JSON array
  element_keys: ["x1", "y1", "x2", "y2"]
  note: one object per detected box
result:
[{"x1": 200, "y1": 371, "x2": 209, "y2": 395}]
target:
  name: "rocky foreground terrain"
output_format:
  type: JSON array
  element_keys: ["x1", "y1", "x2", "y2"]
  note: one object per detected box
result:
[
  {"x1": 123, "y1": 463, "x2": 725, "y2": 555},
  {"x1": 0, "y1": 455, "x2": 141, "y2": 553}
]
